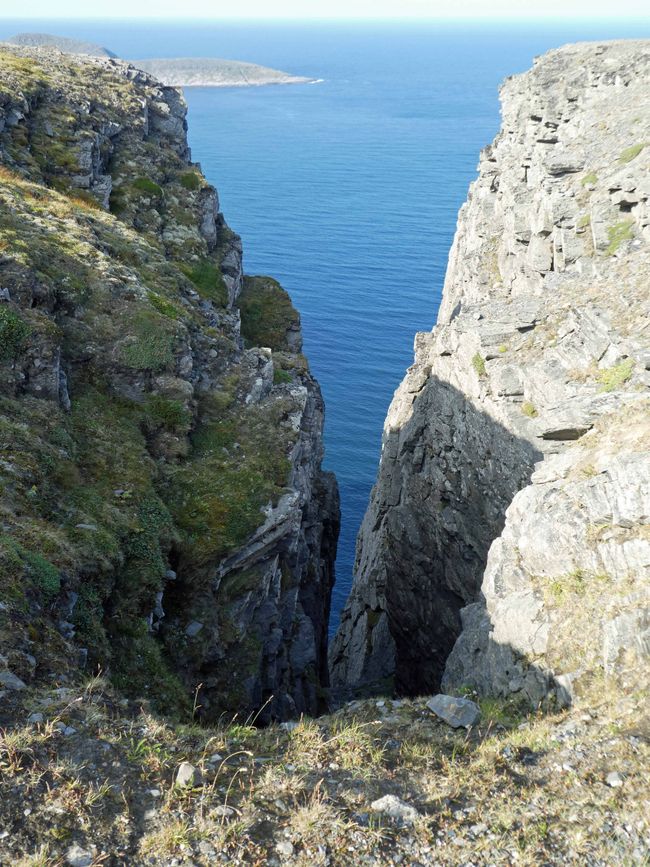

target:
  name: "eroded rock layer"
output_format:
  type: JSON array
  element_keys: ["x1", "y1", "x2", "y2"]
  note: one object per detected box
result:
[
  {"x1": 331, "y1": 40, "x2": 650, "y2": 706},
  {"x1": 0, "y1": 46, "x2": 338, "y2": 722}
]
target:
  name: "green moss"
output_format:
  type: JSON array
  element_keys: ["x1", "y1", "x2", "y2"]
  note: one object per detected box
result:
[
  {"x1": 238, "y1": 276, "x2": 299, "y2": 351},
  {"x1": 606, "y1": 219, "x2": 634, "y2": 256},
  {"x1": 168, "y1": 400, "x2": 293, "y2": 571},
  {"x1": 472, "y1": 352, "x2": 487, "y2": 378},
  {"x1": 521, "y1": 401, "x2": 538, "y2": 418},
  {"x1": 0, "y1": 536, "x2": 60, "y2": 603},
  {"x1": 0, "y1": 307, "x2": 31, "y2": 360},
  {"x1": 597, "y1": 358, "x2": 634, "y2": 392},
  {"x1": 132, "y1": 176, "x2": 163, "y2": 197},
  {"x1": 581, "y1": 172, "x2": 598, "y2": 187},
  {"x1": 618, "y1": 143, "x2": 645, "y2": 164},
  {"x1": 577, "y1": 214, "x2": 591, "y2": 229},
  {"x1": 179, "y1": 259, "x2": 228, "y2": 307},
  {"x1": 180, "y1": 171, "x2": 201, "y2": 191}
]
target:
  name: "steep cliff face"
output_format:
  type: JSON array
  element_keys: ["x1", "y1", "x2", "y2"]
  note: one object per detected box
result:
[
  {"x1": 0, "y1": 46, "x2": 338, "y2": 721},
  {"x1": 331, "y1": 41, "x2": 650, "y2": 706}
]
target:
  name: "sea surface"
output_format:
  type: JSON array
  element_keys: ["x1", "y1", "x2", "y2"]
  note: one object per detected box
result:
[{"x1": 2, "y1": 19, "x2": 648, "y2": 631}]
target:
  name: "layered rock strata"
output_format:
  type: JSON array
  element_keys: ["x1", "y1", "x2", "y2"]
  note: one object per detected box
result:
[
  {"x1": 332, "y1": 40, "x2": 650, "y2": 707},
  {"x1": 0, "y1": 45, "x2": 338, "y2": 721}
]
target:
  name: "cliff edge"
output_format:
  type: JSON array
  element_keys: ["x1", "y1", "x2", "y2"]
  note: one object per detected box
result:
[
  {"x1": 331, "y1": 40, "x2": 650, "y2": 709},
  {"x1": 0, "y1": 45, "x2": 338, "y2": 723}
]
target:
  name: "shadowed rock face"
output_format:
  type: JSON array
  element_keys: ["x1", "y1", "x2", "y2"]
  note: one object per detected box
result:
[
  {"x1": 332, "y1": 40, "x2": 650, "y2": 706},
  {"x1": 329, "y1": 374, "x2": 541, "y2": 696},
  {"x1": 0, "y1": 45, "x2": 338, "y2": 721}
]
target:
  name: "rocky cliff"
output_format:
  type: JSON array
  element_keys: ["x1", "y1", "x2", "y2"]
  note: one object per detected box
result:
[
  {"x1": 0, "y1": 45, "x2": 338, "y2": 723},
  {"x1": 331, "y1": 40, "x2": 650, "y2": 708}
]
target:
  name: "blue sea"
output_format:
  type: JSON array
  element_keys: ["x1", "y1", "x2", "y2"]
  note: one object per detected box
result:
[{"x1": 2, "y1": 19, "x2": 648, "y2": 631}]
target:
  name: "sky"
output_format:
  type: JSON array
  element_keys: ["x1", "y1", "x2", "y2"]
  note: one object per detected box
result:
[{"x1": 5, "y1": 0, "x2": 650, "y2": 20}]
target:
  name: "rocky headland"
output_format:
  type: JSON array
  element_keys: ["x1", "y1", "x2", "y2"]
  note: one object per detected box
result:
[{"x1": 0, "y1": 44, "x2": 338, "y2": 725}]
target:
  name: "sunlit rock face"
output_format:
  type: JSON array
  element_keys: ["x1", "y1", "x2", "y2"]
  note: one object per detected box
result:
[{"x1": 331, "y1": 40, "x2": 650, "y2": 706}]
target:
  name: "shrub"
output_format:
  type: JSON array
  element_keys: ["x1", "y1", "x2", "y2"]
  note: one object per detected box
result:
[
  {"x1": 471, "y1": 352, "x2": 486, "y2": 378},
  {"x1": 618, "y1": 143, "x2": 645, "y2": 164},
  {"x1": 143, "y1": 396, "x2": 191, "y2": 432},
  {"x1": 22, "y1": 549, "x2": 61, "y2": 600},
  {"x1": 132, "y1": 176, "x2": 163, "y2": 197},
  {"x1": 0, "y1": 307, "x2": 31, "y2": 360},
  {"x1": 273, "y1": 368, "x2": 293, "y2": 385},
  {"x1": 606, "y1": 219, "x2": 634, "y2": 256},
  {"x1": 597, "y1": 358, "x2": 634, "y2": 392},
  {"x1": 180, "y1": 171, "x2": 200, "y2": 191},
  {"x1": 147, "y1": 291, "x2": 183, "y2": 320},
  {"x1": 179, "y1": 259, "x2": 228, "y2": 307},
  {"x1": 238, "y1": 276, "x2": 299, "y2": 351}
]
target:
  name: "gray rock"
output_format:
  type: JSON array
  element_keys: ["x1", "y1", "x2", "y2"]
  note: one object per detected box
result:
[
  {"x1": 185, "y1": 620, "x2": 204, "y2": 637},
  {"x1": 276, "y1": 840, "x2": 294, "y2": 858},
  {"x1": 369, "y1": 794, "x2": 420, "y2": 825},
  {"x1": 28, "y1": 712, "x2": 44, "y2": 724},
  {"x1": 606, "y1": 771, "x2": 624, "y2": 788},
  {"x1": 175, "y1": 761, "x2": 202, "y2": 788},
  {"x1": 426, "y1": 694, "x2": 481, "y2": 728},
  {"x1": 65, "y1": 844, "x2": 94, "y2": 867},
  {"x1": 0, "y1": 670, "x2": 26, "y2": 690}
]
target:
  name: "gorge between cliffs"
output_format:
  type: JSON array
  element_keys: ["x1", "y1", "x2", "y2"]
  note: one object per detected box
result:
[{"x1": 0, "y1": 33, "x2": 648, "y2": 867}]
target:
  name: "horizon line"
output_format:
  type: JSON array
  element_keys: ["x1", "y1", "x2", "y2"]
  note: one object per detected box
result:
[{"x1": 2, "y1": 15, "x2": 650, "y2": 23}]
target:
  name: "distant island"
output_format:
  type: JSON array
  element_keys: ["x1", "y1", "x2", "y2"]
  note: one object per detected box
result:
[
  {"x1": 4, "y1": 32, "x2": 315, "y2": 88},
  {"x1": 131, "y1": 57, "x2": 314, "y2": 88}
]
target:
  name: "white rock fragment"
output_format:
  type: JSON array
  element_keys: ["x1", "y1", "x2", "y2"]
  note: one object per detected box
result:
[{"x1": 370, "y1": 794, "x2": 420, "y2": 825}]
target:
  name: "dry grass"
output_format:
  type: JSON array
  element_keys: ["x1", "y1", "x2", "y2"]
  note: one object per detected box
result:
[{"x1": 0, "y1": 680, "x2": 647, "y2": 866}]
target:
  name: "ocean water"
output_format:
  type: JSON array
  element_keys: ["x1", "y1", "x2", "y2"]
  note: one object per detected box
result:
[{"x1": 2, "y1": 19, "x2": 648, "y2": 632}]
